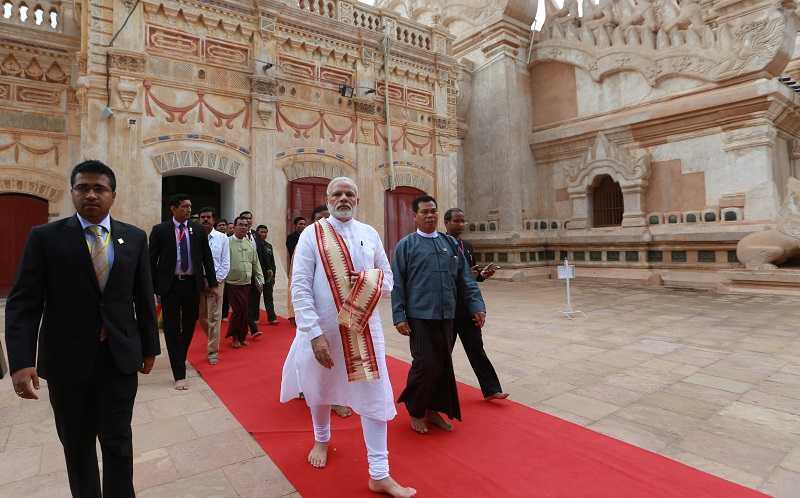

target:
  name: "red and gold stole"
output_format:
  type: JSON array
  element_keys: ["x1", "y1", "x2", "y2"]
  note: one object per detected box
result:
[{"x1": 315, "y1": 218, "x2": 383, "y2": 382}]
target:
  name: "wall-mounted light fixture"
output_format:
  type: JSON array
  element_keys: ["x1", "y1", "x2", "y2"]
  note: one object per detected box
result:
[{"x1": 338, "y1": 85, "x2": 355, "y2": 98}]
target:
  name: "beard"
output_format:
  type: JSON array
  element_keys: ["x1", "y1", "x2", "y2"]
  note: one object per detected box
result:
[{"x1": 329, "y1": 202, "x2": 355, "y2": 222}]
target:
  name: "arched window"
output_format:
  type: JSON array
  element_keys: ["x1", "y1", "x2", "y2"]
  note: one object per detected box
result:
[{"x1": 592, "y1": 175, "x2": 623, "y2": 227}]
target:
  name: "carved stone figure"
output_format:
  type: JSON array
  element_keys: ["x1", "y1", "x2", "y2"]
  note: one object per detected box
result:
[
  {"x1": 661, "y1": 0, "x2": 704, "y2": 33},
  {"x1": 736, "y1": 177, "x2": 800, "y2": 269},
  {"x1": 618, "y1": 0, "x2": 656, "y2": 31}
]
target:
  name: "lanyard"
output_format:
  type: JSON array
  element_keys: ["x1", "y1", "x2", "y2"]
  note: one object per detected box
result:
[
  {"x1": 86, "y1": 230, "x2": 111, "y2": 251},
  {"x1": 175, "y1": 225, "x2": 187, "y2": 241}
]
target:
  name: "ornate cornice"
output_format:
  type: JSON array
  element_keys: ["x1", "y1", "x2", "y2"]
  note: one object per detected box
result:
[{"x1": 533, "y1": 0, "x2": 799, "y2": 87}]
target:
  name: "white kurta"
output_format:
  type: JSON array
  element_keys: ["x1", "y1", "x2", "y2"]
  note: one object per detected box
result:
[{"x1": 279, "y1": 217, "x2": 397, "y2": 421}]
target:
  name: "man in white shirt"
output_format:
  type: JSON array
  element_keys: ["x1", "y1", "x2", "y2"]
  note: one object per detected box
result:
[
  {"x1": 198, "y1": 207, "x2": 230, "y2": 365},
  {"x1": 282, "y1": 177, "x2": 415, "y2": 498}
]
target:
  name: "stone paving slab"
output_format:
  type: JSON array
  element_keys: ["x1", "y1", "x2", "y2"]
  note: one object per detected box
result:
[{"x1": 1, "y1": 279, "x2": 800, "y2": 496}]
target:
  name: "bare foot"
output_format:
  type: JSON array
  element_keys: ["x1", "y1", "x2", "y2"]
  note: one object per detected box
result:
[
  {"x1": 208, "y1": 358, "x2": 219, "y2": 366},
  {"x1": 242, "y1": 340, "x2": 251, "y2": 346},
  {"x1": 308, "y1": 441, "x2": 328, "y2": 468},
  {"x1": 369, "y1": 476, "x2": 416, "y2": 497},
  {"x1": 232, "y1": 340, "x2": 241, "y2": 348},
  {"x1": 251, "y1": 331, "x2": 262, "y2": 338},
  {"x1": 332, "y1": 405, "x2": 352, "y2": 418},
  {"x1": 174, "y1": 379, "x2": 188, "y2": 390},
  {"x1": 409, "y1": 417, "x2": 428, "y2": 434},
  {"x1": 484, "y1": 392, "x2": 509, "y2": 401},
  {"x1": 424, "y1": 410, "x2": 454, "y2": 431}
]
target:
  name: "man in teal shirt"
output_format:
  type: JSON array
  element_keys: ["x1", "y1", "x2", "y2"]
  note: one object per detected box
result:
[{"x1": 392, "y1": 195, "x2": 486, "y2": 434}]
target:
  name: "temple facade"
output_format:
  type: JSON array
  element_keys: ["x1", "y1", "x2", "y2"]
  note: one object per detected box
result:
[
  {"x1": 380, "y1": 0, "x2": 800, "y2": 292},
  {"x1": 0, "y1": 0, "x2": 460, "y2": 292},
  {"x1": 3, "y1": 0, "x2": 800, "y2": 294}
]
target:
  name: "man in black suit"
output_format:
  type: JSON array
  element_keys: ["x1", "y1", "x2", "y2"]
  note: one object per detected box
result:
[
  {"x1": 285, "y1": 215, "x2": 306, "y2": 260},
  {"x1": 149, "y1": 194, "x2": 218, "y2": 390},
  {"x1": 443, "y1": 207, "x2": 509, "y2": 401},
  {"x1": 239, "y1": 210, "x2": 266, "y2": 337},
  {"x1": 256, "y1": 224, "x2": 280, "y2": 325},
  {"x1": 6, "y1": 160, "x2": 160, "y2": 498}
]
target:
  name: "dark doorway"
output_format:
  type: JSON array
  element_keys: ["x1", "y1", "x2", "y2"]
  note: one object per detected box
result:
[
  {"x1": 287, "y1": 177, "x2": 329, "y2": 235},
  {"x1": 0, "y1": 194, "x2": 49, "y2": 295},
  {"x1": 592, "y1": 175, "x2": 624, "y2": 227},
  {"x1": 385, "y1": 186, "x2": 424, "y2": 262},
  {"x1": 161, "y1": 176, "x2": 221, "y2": 222}
]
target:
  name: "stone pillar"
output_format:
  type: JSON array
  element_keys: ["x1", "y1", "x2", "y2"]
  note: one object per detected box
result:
[
  {"x1": 567, "y1": 185, "x2": 589, "y2": 229},
  {"x1": 621, "y1": 184, "x2": 647, "y2": 227}
]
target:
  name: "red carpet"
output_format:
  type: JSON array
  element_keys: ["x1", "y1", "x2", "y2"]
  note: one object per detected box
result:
[{"x1": 187, "y1": 316, "x2": 766, "y2": 497}]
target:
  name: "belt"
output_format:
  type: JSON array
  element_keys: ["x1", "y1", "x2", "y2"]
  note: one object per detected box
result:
[{"x1": 174, "y1": 274, "x2": 195, "y2": 280}]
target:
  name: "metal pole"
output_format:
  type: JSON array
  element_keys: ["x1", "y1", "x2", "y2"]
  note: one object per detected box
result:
[{"x1": 382, "y1": 22, "x2": 395, "y2": 190}]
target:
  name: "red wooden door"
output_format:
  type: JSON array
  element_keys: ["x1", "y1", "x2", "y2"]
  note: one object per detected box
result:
[
  {"x1": 287, "y1": 177, "x2": 329, "y2": 235},
  {"x1": 384, "y1": 187, "x2": 424, "y2": 263},
  {"x1": 0, "y1": 195, "x2": 49, "y2": 295}
]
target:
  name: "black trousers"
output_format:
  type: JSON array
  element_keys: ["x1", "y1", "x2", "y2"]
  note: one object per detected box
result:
[
  {"x1": 262, "y1": 281, "x2": 276, "y2": 321},
  {"x1": 247, "y1": 277, "x2": 260, "y2": 334},
  {"x1": 452, "y1": 317, "x2": 503, "y2": 398},
  {"x1": 161, "y1": 277, "x2": 200, "y2": 381},
  {"x1": 48, "y1": 341, "x2": 138, "y2": 498},
  {"x1": 397, "y1": 318, "x2": 461, "y2": 421}
]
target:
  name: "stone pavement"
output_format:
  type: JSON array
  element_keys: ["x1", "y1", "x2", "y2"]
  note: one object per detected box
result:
[{"x1": 1, "y1": 280, "x2": 800, "y2": 497}]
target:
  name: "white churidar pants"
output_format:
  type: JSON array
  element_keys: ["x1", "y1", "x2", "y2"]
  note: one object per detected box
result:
[{"x1": 310, "y1": 404, "x2": 389, "y2": 480}]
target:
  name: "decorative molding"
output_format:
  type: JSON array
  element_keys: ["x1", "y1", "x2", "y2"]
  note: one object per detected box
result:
[
  {"x1": 108, "y1": 51, "x2": 148, "y2": 74},
  {"x1": 144, "y1": 80, "x2": 251, "y2": 129},
  {"x1": 280, "y1": 160, "x2": 355, "y2": 183},
  {"x1": 0, "y1": 176, "x2": 63, "y2": 201},
  {"x1": 250, "y1": 77, "x2": 278, "y2": 97},
  {"x1": 151, "y1": 149, "x2": 242, "y2": 177},
  {"x1": 724, "y1": 124, "x2": 777, "y2": 152},
  {"x1": 276, "y1": 103, "x2": 357, "y2": 143},
  {"x1": 0, "y1": 135, "x2": 60, "y2": 165},
  {"x1": 534, "y1": 0, "x2": 798, "y2": 87},
  {"x1": 374, "y1": 124, "x2": 435, "y2": 157},
  {"x1": 142, "y1": 134, "x2": 251, "y2": 157},
  {"x1": 275, "y1": 148, "x2": 357, "y2": 169}
]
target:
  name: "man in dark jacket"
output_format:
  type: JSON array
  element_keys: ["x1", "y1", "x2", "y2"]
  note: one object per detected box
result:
[{"x1": 444, "y1": 208, "x2": 508, "y2": 401}]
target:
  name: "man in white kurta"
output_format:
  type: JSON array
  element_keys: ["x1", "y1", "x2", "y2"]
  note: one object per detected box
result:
[{"x1": 281, "y1": 177, "x2": 415, "y2": 498}]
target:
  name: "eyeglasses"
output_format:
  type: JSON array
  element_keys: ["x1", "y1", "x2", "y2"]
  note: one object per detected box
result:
[
  {"x1": 235, "y1": 224, "x2": 248, "y2": 228},
  {"x1": 72, "y1": 185, "x2": 113, "y2": 195}
]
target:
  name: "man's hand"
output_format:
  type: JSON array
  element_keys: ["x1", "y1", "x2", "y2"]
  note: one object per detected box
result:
[
  {"x1": 209, "y1": 286, "x2": 220, "y2": 301},
  {"x1": 472, "y1": 311, "x2": 486, "y2": 328},
  {"x1": 346, "y1": 270, "x2": 360, "y2": 286},
  {"x1": 470, "y1": 265, "x2": 480, "y2": 279},
  {"x1": 267, "y1": 269, "x2": 274, "y2": 281},
  {"x1": 480, "y1": 262, "x2": 497, "y2": 280},
  {"x1": 311, "y1": 335, "x2": 334, "y2": 369},
  {"x1": 255, "y1": 280, "x2": 263, "y2": 294},
  {"x1": 11, "y1": 367, "x2": 40, "y2": 400},
  {"x1": 395, "y1": 321, "x2": 411, "y2": 336},
  {"x1": 140, "y1": 356, "x2": 156, "y2": 374}
]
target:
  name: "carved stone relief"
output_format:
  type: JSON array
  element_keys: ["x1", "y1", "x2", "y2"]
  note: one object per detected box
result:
[{"x1": 564, "y1": 132, "x2": 651, "y2": 228}]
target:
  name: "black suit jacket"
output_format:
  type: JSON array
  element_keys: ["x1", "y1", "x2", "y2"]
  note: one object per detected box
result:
[
  {"x1": 455, "y1": 238, "x2": 484, "y2": 318},
  {"x1": 149, "y1": 220, "x2": 217, "y2": 295},
  {"x1": 248, "y1": 229, "x2": 266, "y2": 273},
  {"x1": 261, "y1": 241, "x2": 277, "y2": 281},
  {"x1": 286, "y1": 230, "x2": 300, "y2": 257},
  {"x1": 5, "y1": 215, "x2": 160, "y2": 383}
]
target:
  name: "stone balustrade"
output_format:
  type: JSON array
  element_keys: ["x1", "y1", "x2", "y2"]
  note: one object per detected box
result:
[
  {"x1": 1, "y1": 0, "x2": 60, "y2": 31},
  {"x1": 295, "y1": 0, "x2": 440, "y2": 53}
]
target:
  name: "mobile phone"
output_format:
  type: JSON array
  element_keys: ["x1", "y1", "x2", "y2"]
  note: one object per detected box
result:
[{"x1": 492, "y1": 264, "x2": 501, "y2": 270}]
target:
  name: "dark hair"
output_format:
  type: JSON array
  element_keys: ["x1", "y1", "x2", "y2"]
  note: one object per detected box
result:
[
  {"x1": 216, "y1": 218, "x2": 228, "y2": 226},
  {"x1": 311, "y1": 205, "x2": 328, "y2": 218},
  {"x1": 70, "y1": 160, "x2": 117, "y2": 192},
  {"x1": 256, "y1": 224, "x2": 268, "y2": 231},
  {"x1": 169, "y1": 193, "x2": 190, "y2": 208},
  {"x1": 233, "y1": 216, "x2": 247, "y2": 226},
  {"x1": 199, "y1": 207, "x2": 216, "y2": 218},
  {"x1": 412, "y1": 195, "x2": 437, "y2": 213},
  {"x1": 443, "y1": 208, "x2": 464, "y2": 222},
  {"x1": 293, "y1": 216, "x2": 306, "y2": 226},
  {"x1": 239, "y1": 210, "x2": 252, "y2": 217}
]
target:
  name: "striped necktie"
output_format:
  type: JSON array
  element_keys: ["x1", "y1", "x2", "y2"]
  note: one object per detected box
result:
[{"x1": 89, "y1": 225, "x2": 110, "y2": 292}]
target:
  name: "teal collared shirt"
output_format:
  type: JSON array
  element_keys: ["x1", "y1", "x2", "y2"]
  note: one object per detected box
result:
[{"x1": 391, "y1": 231, "x2": 485, "y2": 324}]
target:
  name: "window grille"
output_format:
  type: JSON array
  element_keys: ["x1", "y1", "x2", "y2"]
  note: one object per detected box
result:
[{"x1": 592, "y1": 176, "x2": 623, "y2": 227}]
